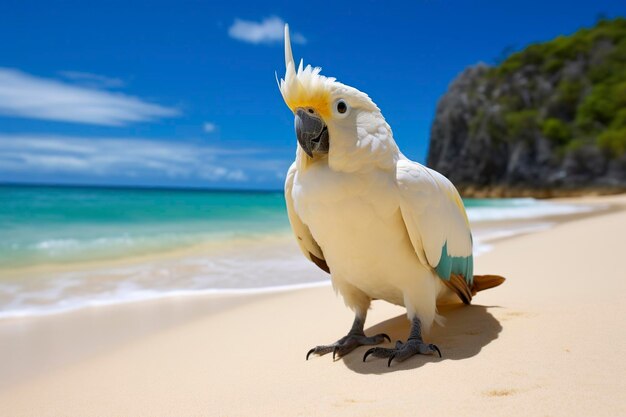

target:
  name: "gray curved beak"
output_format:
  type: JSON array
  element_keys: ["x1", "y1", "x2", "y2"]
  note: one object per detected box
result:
[{"x1": 295, "y1": 108, "x2": 329, "y2": 157}]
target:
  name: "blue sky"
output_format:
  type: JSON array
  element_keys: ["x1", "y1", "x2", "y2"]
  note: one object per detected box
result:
[{"x1": 1, "y1": 0, "x2": 625, "y2": 190}]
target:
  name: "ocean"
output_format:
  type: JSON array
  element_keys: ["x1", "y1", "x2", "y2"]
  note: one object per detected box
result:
[{"x1": 0, "y1": 184, "x2": 594, "y2": 318}]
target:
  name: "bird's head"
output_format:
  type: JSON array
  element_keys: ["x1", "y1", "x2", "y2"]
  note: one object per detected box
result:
[{"x1": 278, "y1": 25, "x2": 398, "y2": 172}]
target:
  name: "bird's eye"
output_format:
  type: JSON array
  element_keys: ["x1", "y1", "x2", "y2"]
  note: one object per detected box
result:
[{"x1": 336, "y1": 100, "x2": 347, "y2": 114}]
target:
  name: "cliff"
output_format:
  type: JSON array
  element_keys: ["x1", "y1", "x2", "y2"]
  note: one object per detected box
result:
[{"x1": 427, "y1": 18, "x2": 626, "y2": 197}]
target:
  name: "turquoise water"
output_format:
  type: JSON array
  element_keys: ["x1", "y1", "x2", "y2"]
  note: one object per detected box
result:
[
  {"x1": 0, "y1": 184, "x2": 594, "y2": 271},
  {"x1": 0, "y1": 185, "x2": 290, "y2": 269},
  {"x1": 0, "y1": 184, "x2": 595, "y2": 317}
]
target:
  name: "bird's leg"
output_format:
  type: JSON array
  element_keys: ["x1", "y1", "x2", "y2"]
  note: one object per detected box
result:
[
  {"x1": 306, "y1": 313, "x2": 390, "y2": 360},
  {"x1": 363, "y1": 317, "x2": 441, "y2": 367}
]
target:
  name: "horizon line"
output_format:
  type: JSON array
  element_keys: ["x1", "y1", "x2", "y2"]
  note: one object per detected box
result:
[{"x1": 0, "y1": 181, "x2": 284, "y2": 194}]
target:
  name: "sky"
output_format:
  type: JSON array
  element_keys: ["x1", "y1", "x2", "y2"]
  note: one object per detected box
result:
[{"x1": 1, "y1": 0, "x2": 625, "y2": 190}]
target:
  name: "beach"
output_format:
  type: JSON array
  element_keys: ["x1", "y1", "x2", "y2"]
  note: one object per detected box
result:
[{"x1": 1, "y1": 194, "x2": 625, "y2": 416}]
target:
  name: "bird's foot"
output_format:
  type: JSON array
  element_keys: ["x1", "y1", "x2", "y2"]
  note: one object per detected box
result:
[
  {"x1": 306, "y1": 332, "x2": 390, "y2": 360},
  {"x1": 363, "y1": 338, "x2": 441, "y2": 367}
]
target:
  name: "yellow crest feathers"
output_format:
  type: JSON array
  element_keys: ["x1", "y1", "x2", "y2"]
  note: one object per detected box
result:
[{"x1": 279, "y1": 24, "x2": 335, "y2": 117}]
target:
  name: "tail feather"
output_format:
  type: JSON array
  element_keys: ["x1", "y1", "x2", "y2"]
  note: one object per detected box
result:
[
  {"x1": 471, "y1": 274, "x2": 506, "y2": 295},
  {"x1": 444, "y1": 274, "x2": 506, "y2": 305}
]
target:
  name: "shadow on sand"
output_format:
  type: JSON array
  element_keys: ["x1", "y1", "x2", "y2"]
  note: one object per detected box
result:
[{"x1": 342, "y1": 304, "x2": 502, "y2": 374}]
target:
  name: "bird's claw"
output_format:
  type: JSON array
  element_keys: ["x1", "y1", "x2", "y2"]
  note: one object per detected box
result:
[
  {"x1": 306, "y1": 333, "x2": 390, "y2": 361},
  {"x1": 363, "y1": 340, "x2": 442, "y2": 367},
  {"x1": 431, "y1": 344, "x2": 442, "y2": 358}
]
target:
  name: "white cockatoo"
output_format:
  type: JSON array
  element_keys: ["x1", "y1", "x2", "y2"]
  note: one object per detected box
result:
[{"x1": 280, "y1": 25, "x2": 504, "y2": 366}]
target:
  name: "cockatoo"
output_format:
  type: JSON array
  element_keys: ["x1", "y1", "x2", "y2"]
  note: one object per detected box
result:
[{"x1": 280, "y1": 25, "x2": 504, "y2": 367}]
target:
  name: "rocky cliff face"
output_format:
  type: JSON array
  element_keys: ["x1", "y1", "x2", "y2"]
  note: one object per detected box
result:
[{"x1": 427, "y1": 18, "x2": 626, "y2": 197}]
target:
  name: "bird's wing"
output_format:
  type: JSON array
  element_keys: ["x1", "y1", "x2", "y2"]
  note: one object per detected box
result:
[
  {"x1": 284, "y1": 162, "x2": 330, "y2": 273},
  {"x1": 396, "y1": 159, "x2": 473, "y2": 285}
]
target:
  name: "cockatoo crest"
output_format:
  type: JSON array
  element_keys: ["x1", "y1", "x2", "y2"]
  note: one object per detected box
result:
[
  {"x1": 279, "y1": 28, "x2": 335, "y2": 118},
  {"x1": 278, "y1": 25, "x2": 377, "y2": 118},
  {"x1": 278, "y1": 24, "x2": 397, "y2": 173}
]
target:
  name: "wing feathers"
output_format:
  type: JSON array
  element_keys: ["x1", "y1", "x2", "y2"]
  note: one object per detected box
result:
[
  {"x1": 309, "y1": 252, "x2": 330, "y2": 273},
  {"x1": 396, "y1": 159, "x2": 474, "y2": 283},
  {"x1": 285, "y1": 163, "x2": 329, "y2": 274}
]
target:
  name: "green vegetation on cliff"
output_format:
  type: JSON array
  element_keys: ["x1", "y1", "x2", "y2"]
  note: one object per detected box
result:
[
  {"x1": 495, "y1": 18, "x2": 626, "y2": 156},
  {"x1": 428, "y1": 18, "x2": 626, "y2": 195}
]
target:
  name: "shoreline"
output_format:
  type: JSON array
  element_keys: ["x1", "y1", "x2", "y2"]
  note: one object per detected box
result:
[
  {"x1": 0, "y1": 280, "x2": 332, "y2": 320},
  {"x1": 0, "y1": 229, "x2": 295, "y2": 279},
  {"x1": 458, "y1": 184, "x2": 626, "y2": 198},
  {"x1": 0, "y1": 194, "x2": 620, "y2": 321}
]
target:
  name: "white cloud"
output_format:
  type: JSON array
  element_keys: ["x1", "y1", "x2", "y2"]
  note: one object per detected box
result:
[
  {"x1": 228, "y1": 16, "x2": 306, "y2": 45},
  {"x1": 0, "y1": 68, "x2": 179, "y2": 126},
  {"x1": 0, "y1": 134, "x2": 290, "y2": 183},
  {"x1": 226, "y1": 170, "x2": 247, "y2": 181},
  {"x1": 59, "y1": 71, "x2": 125, "y2": 89},
  {"x1": 203, "y1": 122, "x2": 217, "y2": 133}
]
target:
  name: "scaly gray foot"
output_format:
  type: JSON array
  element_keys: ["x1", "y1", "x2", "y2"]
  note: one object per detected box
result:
[
  {"x1": 306, "y1": 332, "x2": 390, "y2": 360},
  {"x1": 363, "y1": 339, "x2": 441, "y2": 367},
  {"x1": 362, "y1": 317, "x2": 441, "y2": 367}
]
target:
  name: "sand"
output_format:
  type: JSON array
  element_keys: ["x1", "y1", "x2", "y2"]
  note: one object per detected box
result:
[{"x1": 1, "y1": 195, "x2": 625, "y2": 416}]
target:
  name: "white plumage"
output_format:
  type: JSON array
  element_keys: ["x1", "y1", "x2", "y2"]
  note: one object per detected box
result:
[
  {"x1": 280, "y1": 25, "x2": 502, "y2": 363},
  {"x1": 286, "y1": 154, "x2": 471, "y2": 332}
]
